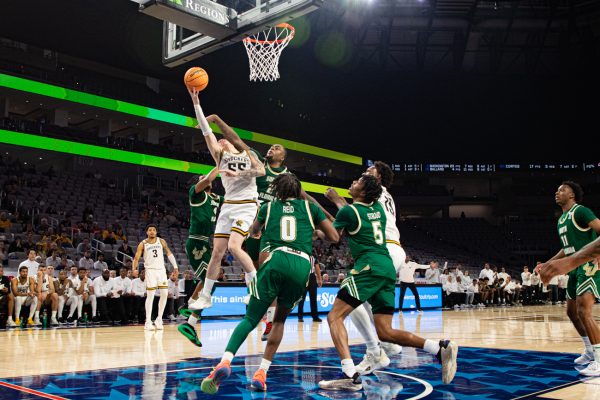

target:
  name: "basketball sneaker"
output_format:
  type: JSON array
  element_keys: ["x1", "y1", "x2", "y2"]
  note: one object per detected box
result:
[
  {"x1": 33, "y1": 318, "x2": 42, "y2": 326},
  {"x1": 27, "y1": 318, "x2": 35, "y2": 326},
  {"x1": 261, "y1": 322, "x2": 272, "y2": 341},
  {"x1": 575, "y1": 351, "x2": 594, "y2": 365},
  {"x1": 318, "y1": 372, "x2": 362, "y2": 391},
  {"x1": 50, "y1": 317, "x2": 59, "y2": 326},
  {"x1": 154, "y1": 319, "x2": 164, "y2": 330},
  {"x1": 144, "y1": 321, "x2": 155, "y2": 331},
  {"x1": 437, "y1": 340, "x2": 458, "y2": 384},
  {"x1": 381, "y1": 342, "x2": 403, "y2": 357},
  {"x1": 6, "y1": 318, "x2": 16, "y2": 327},
  {"x1": 189, "y1": 293, "x2": 212, "y2": 310},
  {"x1": 580, "y1": 361, "x2": 600, "y2": 376},
  {"x1": 201, "y1": 360, "x2": 231, "y2": 394},
  {"x1": 251, "y1": 369, "x2": 267, "y2": 391},
  {"x1": 356, "y1": 348, "x2": 391, "y2": 375},
  {"x1": 177, "y1": 322, "x2": 202, "y2": 347},
  {"x1": 14, "y1": 318, "x2": 21, "y2": 327}
]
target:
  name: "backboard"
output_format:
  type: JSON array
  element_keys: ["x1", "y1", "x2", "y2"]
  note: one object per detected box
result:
[{"x1": 134, "y1": 0, "x2": 323, "y2": 67}]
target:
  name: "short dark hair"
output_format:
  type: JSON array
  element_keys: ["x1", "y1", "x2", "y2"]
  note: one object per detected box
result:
[
  {"x1": 374, "y1": 161, "x2": 394, "y2": 188},
  {"x1": 18, "y1": 266, "x2": 28, "y2": 272},
  {"x1": 77, "y1": 267, "x2": 86, "y2": 273},
  {"x1": 272, "y1": 173, "x2": 301, "y2": 201},
  {"x1": 146, "y1": 223, "x2": 158, "y2": 231},
  {"x1": 360, "y1": 174, "x2": 383, "y2": 204},
  {"x1": 562, "y1": 181, "x2": 584, "y2": 203}
]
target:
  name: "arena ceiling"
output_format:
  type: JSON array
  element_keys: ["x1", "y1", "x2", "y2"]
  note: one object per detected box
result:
[{"x1": 1, "y1": 0, "x2": 599, "y2": 162}]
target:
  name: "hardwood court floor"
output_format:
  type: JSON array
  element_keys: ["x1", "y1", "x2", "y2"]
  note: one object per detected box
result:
[{"x1": 0, "y1": 305, "x2": 599, "y2": 399}]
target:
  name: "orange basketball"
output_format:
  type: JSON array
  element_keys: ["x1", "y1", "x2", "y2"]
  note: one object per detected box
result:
[{"x1": 184, "y1": 67, "x2": 209, "y2": 91}]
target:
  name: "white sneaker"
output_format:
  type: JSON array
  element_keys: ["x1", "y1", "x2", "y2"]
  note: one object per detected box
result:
[
  {"x1": 33, "y1": 318, "x2": 42, "y2": 326},
  {"x1": 154, "y1": 319, "x2": 164, "y2": 330},
  {"x1": 243, "y1": 294, "x2": 251, "y2": 305},
  {"x1": 167, "y1": 314, "x2": 176, "y2": 322},
  {"x1": 51, "y1": 317, "x2": 59, "y2": 326},
  {"x1": 439, "y1": 340, "x2": 459, "y2": 384},
  {"x1": 6, "y1": 319, "x2": 16, "y2": 327},
  {"x1": 380, "y1": 342, "x2": 403, "y2": 357},
  {"x1": 188, "y1": 293, "x2": 212, "y2": 310},
  {"x1": 318, "y1": 372, "x2": 362, "y2": 391},
  {"x1": 575, "y1": 351, "x2": 594, "y2": 365},
  {"x1": 580, "y1": 361, "x2": 600, "y2": 376},
  {"x1": 418, "y1": 309, "x2": 424, "y2": 314},
  {"x1": 356, "y1": 348, "x2": 391, "y2": 375},
  {"x1": 144, "y1": 321, "x2": 155, "y2": 331}
]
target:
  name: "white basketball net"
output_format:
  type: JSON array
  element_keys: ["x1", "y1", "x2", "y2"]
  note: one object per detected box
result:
[{"x1": 243, "y1": 23, "x2": 295, "y2": 82}]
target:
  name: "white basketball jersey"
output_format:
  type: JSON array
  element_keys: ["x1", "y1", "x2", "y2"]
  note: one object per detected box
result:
[
  {"x1": 35, "y1": 274, "x2": 50, "y2": 292},
  {"x1": 16, "y1": 277, "x2": 30, "y2": 294},
  {"x1": 72, "y1": 277, "x2": 90, "y2": 294},
  {"x1": 219, "y1": 150, "x2": 258, "y2": 200},
  {"x1": 143, "y1": 239, "x2": 165, "y2": 270},
  {"x1": 378, "y1": 186, "x2": 400, "y2": 243}
]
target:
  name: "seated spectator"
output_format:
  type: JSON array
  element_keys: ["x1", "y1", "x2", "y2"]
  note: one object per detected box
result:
[
  {"x1": 336, "y1": 273, "x2": 345, "y2": 283},
  {"x1": 102, "y1": 228, "x2": 118, "y2": 245},
  {"x1": 55, "y1": 232, "x2": 74, "y2": 248},
  {"x1": 72, "y1": 267, "x2": 98, "y2": 323},
  {"x1": 502, "y1": 276, "x2": 518, "y2": 305},
  {"x1": 0, "y1": 265, "x2": 15, "y2": 326},
  {"x1": 45, "y1": 249, "x2": 62, "y2": 269},
  {"x1": 439, "y1": 268, "x2": 449, "y2": 285},
  {"x1": 322, "y1": 273, "x2": 330, "y2": 283},
  {"x1": 35, "y1": 264, "x2": 59, "y2": 325},
  {"x1": 8, "y1": 236, "x2": 25, "y2": 256},
  {"x1": 498, "y1": 267, "x2": 510, "y2": 283},
  {"x1": 94, "y1": 253, "x2": 108, "y2": 271},
  {"x1": 479, "y1": 277, "x2": 493, "y2": 306},
  {"x1": 165, "y1": 271, "x2": 179, "y2": 321},
  {"x1": 130, "y1": 270, "x2": 147, "y2": 323},
  {"x1": 79, "y1": 251, "x2": 94, "y2": 270},
  {"x1": 0, "y1": 212, "x2": 12, "y2": 232},
  {"x1": 76, "y1": 238, "x2": 92, "y2": 255},
  {"x1": 94, "y1": 269, "x2": 125, "y2": 324},
  {"x1": 54, "y1": 269, "x2": 78, "y2": 323},
  {"x1": 116, "y1": 240, "x2": 134, "y2": 265},
  {"x1": 60, "y1": 254, "x2": 75, "y2": 270},
  {"x1": 0, "y1": 241, "x2": 8, "y2": 266},
  {"x1": 217, "y1": 267, "x2": 226, "y2": 282},
  {"x1": 12, "y1": 266, "x2": 38, "y2": 326}
]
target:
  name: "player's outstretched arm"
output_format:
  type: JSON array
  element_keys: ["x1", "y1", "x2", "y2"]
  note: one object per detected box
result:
[
  {"x1": 301, "y1": 189, "x2": 335, "y2": 221},
  {"x1": 194, "y1": 167, "x2": 219, "y2": 193},
  {"x1": 316, "y1": 218, "x2": 340, "y2": 243},
  {"x1": 188, "y1": 88, "x2": 221, "y2": 163},
  {"x1": 206, "y1": 114, "x2": 250, "y2": 153}
]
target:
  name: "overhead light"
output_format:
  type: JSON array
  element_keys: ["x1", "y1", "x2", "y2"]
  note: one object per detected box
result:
[{"x1": 39, "y1": 157, "x2": 43, "y2": 160}]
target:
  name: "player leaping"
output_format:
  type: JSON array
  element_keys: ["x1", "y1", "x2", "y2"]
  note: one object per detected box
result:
[{"x1": 187, "y1": 88, "x2": 265, "y2": 310}]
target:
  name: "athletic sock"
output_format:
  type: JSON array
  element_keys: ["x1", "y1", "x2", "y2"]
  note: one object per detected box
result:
[
  {"x1": 245, "y1": 271, "x2": 256, "y2": 286},
  {"x1": 266, "y1": 307, "x2": 275, "y2": 323},
  {"x1": 34, "y1": 311, "x2": 40, "y2": 320},
  {"x1": 221, "y1": 351, "x2": 234, "y2": 363},
  {"x1": 583, "y1": 336, "x2": 593, "y2": 354},
  {"x1": 202, "y1": 279, "x2": 216, "y2": 296},
  {"x1": 51, "y1": 311, "x2": 57, "y2": 318},
  {"x1": 259, "y1": 358, "x2": 272, "y2": 372},
  {"x1": 188, "y1": 315, "x2": 198, "y2": 325},
  {"x1": 593, "y1": 344, "x2": 600, "y2": 363},
  {"x1": 423, "y1": 339, "x2": 441, "y2": 355},
  {"x1": 341, "y1": 358, "x2": 356, "y2": 378}
]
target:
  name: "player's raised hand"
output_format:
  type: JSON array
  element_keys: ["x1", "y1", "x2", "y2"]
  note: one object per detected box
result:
[
  {"x1": 188, "y1": 86, "x2": 199, "y2": 104},
  {"x1": 324, "y1": 188, "x2": 340, "y2": 201}
]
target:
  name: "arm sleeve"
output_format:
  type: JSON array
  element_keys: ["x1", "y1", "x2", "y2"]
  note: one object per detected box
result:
[
  {"x1": 333, "y1": 205, "x2": 358, "y2": 232},
  {"x1": 575, "y1": 206, "x2": 598, "y2": 227}
]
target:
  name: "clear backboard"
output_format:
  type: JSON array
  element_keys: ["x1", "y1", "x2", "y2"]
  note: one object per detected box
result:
[{"x1": 134, "y1": 0, "x2": 323, "y2": 67}]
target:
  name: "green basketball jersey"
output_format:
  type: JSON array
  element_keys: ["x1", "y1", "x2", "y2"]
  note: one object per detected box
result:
[
  {"x1": 251, "y1": 149, "x2": 288, "y2": 204},
  {"x1": 257, "y1": 198, "x2": 325, "y2": 255},
  {"x1": 557, "y1": 204, "x2": 598, "y2": 256},
  {"x1": 334, "y1": 201, "x2": 394, "y2": 278},
  {"x1": 188, "y1": 186, "x2": 223, "y2": 239}
]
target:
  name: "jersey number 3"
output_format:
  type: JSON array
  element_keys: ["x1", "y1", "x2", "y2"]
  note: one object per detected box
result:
[{"x1": 152, "y1": 249, "x2": 158, "y2": 258}]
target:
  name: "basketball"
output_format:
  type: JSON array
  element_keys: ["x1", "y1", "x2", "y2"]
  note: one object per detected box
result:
[{"x1": 184, "y1": 67, "x2": 209, "y2": 91}]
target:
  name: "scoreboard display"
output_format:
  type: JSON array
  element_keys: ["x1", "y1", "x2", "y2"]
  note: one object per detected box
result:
[{"x1": 367, "y1": 161, "x2": 600, "y2": 173}]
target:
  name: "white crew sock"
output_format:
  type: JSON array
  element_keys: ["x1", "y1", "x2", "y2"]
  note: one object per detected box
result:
[
  {"x1": 188, "y1": 315, "x2": 198, "y2": 325},
  {"x1": 583, "y1": 336, "x2": 593, "y2": 354},
  {"x1": 266, "y1": 307, "x2": 276, "y2": 323},
  {"x1": 423, "y1": 339, "x2": 441, "y2": 355},
  {"x1": 51, "y1": 311, "x2": 57, "y2": 319},
  {"x1": 341, "y1": 358, "x2": 357, "y2": 378},
  {"x1": 349, "y1": 305, "x2": 380, "y2": 354},
  {"x1": 594, "y1": 344, "x2": 600, "y2": 363},
  {"x1": 34, "y1": 311, "x2": 40, "y2": 320},
  {"x1": 145, "y1": 290, "x2": 155, "y2": 323},
  {"x1": 202, "y1": 279, "x2": 217, "y2": 296},
  {"x1": 245, "y1": 270, "x2": 256, "y2": 286},
  {"x1": 221, "y1": 351, "x2": 234, "y2": 363},
  {"x1": 259, "y1": 358, "x2": 272, "y2": 372}
]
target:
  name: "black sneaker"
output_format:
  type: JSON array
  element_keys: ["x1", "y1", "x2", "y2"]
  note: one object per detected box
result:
[
  {"x1": 436, "y1": 340, "x2": 458, "y2": 384},
  {"x1": 92, "y1": 316, "x2": 100, "y2": 324},
  {"x1": 178, "y1": 322, "x2": 202, "y2": 347},
  {"x1": 66, "y1": 316, "x2": 75, "y2": 324},
  {"x1": 58, "y1": 317, "x2": 66, "y2": 324},
  {"x1": 318, "y1": 372, "x2": 362, "y2": 391}
]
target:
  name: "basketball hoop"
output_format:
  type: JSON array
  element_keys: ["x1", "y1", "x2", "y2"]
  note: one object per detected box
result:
[{"x1": 243, "y1": 23, "x2": 295, "y2": 82}]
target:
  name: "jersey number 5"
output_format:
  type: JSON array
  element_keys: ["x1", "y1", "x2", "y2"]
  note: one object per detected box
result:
[
  {"x1": 372, "y1": 221, "x2": 384, "y2": 245},
  {"x1": 228, "y1": 163, "x2": 247, "y2": 172}
]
